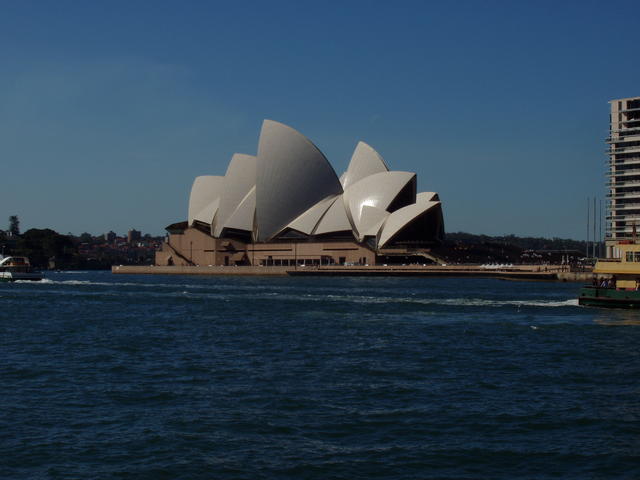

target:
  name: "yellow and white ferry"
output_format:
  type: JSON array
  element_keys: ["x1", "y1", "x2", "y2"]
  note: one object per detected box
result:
[{"x1": 579, "y1": 240, "x2": 640, "y2": 308}]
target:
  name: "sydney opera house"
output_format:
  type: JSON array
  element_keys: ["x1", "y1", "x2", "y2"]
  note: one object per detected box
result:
[{"x1": 155, "y1": 120, "x2": 444, "y2": 267}]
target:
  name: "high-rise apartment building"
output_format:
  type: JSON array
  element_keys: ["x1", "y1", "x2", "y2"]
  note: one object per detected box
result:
[{"x1": 607, "y1": 96, "x2": 640, "y2": 257}]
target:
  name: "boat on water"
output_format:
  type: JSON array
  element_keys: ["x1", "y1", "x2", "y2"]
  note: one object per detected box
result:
[
  {"x1": 579, "y1": 240, "x2": 640, "y2": 308},
  {"x1": 0, "y1": 256, "x2": 43, "y2": 282}
]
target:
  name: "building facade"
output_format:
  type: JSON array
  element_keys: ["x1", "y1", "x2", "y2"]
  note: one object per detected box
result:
[
  {"x1": 607, "y1": 96, "x2": 640, "y2": 258},
  {"x1": 156, "y1": 120, "x2": 444, "y2": 267}
]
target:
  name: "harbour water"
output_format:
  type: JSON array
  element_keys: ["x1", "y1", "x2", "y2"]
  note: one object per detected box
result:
[{"x1": 1, "y1": 272, "x2": 639, "y2": 479}]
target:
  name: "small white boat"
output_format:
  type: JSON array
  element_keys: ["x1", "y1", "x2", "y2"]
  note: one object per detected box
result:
[{"x1": 0, "y1": 256, "x2": 43, "y2": 281}]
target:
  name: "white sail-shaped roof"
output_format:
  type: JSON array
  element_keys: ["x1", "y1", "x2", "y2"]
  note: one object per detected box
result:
[
  {"x1": 286, "y1": 194, "x2": 338, "y2": 235},
  {"x1": 181, "y1": 120, "x2": 443, "y2": 248},
  {"x1": 213, "y1": 153, "x2": 257, "y2": 237},
  {"x1": 341, "y1": 141, "x2": 389, "y2": 190},
  {"x1": 188, "y1": 175, "x2": 224, "y2": 226},
  {"x1": 255, "y1": 120, "x2": 343, "y2": 241},
  {"x1": 378, "y1": 193, "x2": 442, "y2": 248},
  {"x1": 343, "y1": 171, "x2": 416, "y2": 237},
  {"x1": 313, "y1": 196, "x2": 353, "y2": 235},
  {"x1": 222, "y1": 186, "x2": 256, "y2": 233}
]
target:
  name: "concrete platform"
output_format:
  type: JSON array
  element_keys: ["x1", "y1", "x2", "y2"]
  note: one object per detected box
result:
[
  {"x1": 112, "y1": 265, "x2": 290, "y2": 276},
  {"x1": 112, "y1": 264, "x2": 593, "y2": 282}
]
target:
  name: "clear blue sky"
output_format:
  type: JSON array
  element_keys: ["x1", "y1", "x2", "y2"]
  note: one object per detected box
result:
[{"x1": 1, "y1": 0, "x2": 638, "y2": 239}]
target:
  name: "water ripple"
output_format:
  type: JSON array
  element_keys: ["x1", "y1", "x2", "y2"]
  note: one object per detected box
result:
[{"x1": 1, "y1": 272, "x2": 639, "y2": 479}]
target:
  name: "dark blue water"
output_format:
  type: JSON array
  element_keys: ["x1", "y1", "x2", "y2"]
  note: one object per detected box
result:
[{"x1": 1, "y1": 272, "x2": 639, "y2": 479}]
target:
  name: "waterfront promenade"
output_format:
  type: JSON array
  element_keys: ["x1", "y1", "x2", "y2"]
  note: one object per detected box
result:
[{"x1": 112, "y1": 264, "x2": 592, "y2": 282}]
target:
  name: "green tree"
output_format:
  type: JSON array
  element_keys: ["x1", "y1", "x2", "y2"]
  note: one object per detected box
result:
[
  {"x1": 14, "y1": 228, "x2": 75, "y2": 268},
  {"x1": 79, "y1": 232, "x2": 93, "y2": 243},
  {"x1": 9, "y1": 215, "x2": 19, "y2": 236}
]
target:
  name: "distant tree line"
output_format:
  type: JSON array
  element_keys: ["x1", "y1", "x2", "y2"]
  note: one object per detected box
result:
[
  {"x1": 0, "y1": 216, "x2": 162, "y2": 270},
  {"x1": 433, "y1": 231, "x2": 589, "y2": 264},
  {"x1": 444, "y1": 232, "x2": 587, "y2": 252}
]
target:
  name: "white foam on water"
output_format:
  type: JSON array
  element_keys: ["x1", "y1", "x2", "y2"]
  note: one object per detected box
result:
[
  {"x1": 434, "y1": 297, "x2": 579, "y2": 308},
  {"x1": 29, "y1": 278, "x2": 297, "y2": 291},
  {"x1": 506, "y1": 298, "x2": 579, "y2": 308},
  {"x1": 322, "y1": 294, "x2": 580, "y2": 308},
  {"x1": 13, "y1": 278, "x2": 99, "y2": 285},
  {"x1": 14, "y1": 278, "x2": 55, "y2": 284},
  {"x1": 9, "y1": 277, "x2": 580, "y2": 309},
  {"x1": 52, "y1": 279, "x2": 94, "y2": 285}
]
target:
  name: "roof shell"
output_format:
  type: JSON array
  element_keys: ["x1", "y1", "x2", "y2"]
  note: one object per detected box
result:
[
  {"x1": 341, "y1": 141, "x2": 389, "y2": 190},
  {"x1": 343, "y1": 171, "x2": 416, "y2": 237},
  {"x1": 222, "y1": 186, "x2": 256, "y2": 234},
  {"x1": 213, "y1": 154, "x2": 257, "y2": 237},
  {"x1": 188, "y1": 176, "x2": 224, "y2": 226},
  {"x1": 313, "y1": 196, "x2": 353, "y2": 235},
  {"x1": 358, "y1": 205, "x2": 389, "y2": 240},
  {"x1": 255, "y1": 120, "x2": 343, "y2": 241},
  {"x1": 286, "y1": 194, "x2": 338, "y2": 235},
  {"x1": 378, "y1": 193, "x2": 442, "y2": 247}
]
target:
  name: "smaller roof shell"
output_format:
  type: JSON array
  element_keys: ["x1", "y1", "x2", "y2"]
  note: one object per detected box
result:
[
  {"x1": 313, "y1": 196, "x2": 354, "y2": 235},
  {"x1": 358, "y1": 206, "x2": 389, "y2": 241},
  {"x1": 220, "y1": 186, "x2": 256, "y2": 236},
  {"x1": 341, "y1": 141, "x2": 389, "y2": 190},
  {"x1": 214, "y1": 154, "x2": 257, "y2": 237},
  {"x1": 378, "y1": 193, "x2": 442, "y2": 248},
  {"x1": 343, "y1": 171, "x2": 416, "y2": 238},
  {"x1": 188, "y1": 176, "x2": 224, "y2": 226},
  {"x1": 286, "y1": 194, "x2": 338, "y2": 235}
]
